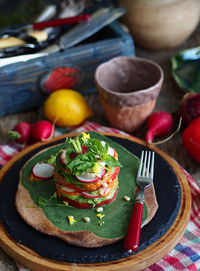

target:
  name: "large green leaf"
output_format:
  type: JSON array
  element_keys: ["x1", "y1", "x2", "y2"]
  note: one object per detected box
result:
[
  {"x1": 21, "y1": 132, "x2": 148, "y2": 239},
  {"x1": 171, "y1": 46, "x2": 200, "y2": 93}
]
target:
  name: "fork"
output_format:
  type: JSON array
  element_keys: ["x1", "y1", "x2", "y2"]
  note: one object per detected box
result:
[{"x1": 124, "y1": 150, "x2": 155, "y2": 253}]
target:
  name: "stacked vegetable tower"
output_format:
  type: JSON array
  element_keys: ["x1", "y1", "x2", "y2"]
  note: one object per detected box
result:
[{"x1": 54, "y1": 133, "x2": 121, "y2": 208}]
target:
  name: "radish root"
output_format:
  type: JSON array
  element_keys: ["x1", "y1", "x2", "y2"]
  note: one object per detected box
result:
[{"x1": 147, "y1": 117, "x2": 182, "y2": 146}]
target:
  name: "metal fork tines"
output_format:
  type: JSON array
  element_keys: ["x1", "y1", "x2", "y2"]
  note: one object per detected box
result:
[{"x1": 135, "y1": 150, "x2": 155, "y2": 203}]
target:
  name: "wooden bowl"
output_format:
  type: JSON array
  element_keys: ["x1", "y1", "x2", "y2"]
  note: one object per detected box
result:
[{"x1": 119, "y1": 0, "x2": 200, "y2": 50}]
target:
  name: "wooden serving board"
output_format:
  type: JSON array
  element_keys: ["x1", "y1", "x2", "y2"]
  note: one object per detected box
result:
[{"x1": 0, "y1": 133, "x2": 191, "y2": 271}]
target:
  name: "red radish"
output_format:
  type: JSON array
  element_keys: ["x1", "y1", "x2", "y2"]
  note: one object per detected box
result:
[
  {"x1": 145, "y1": 111, "x2": 173, "y2": 143},
  {"x1": 8, "y1": 122, "x2": 32, "y2": 144},
  {"x1": 178, "y1": 93, "x2": 200, "y2": 126},
  {"x1": 32, "y1": 163, "x2": 55, "y2": 179},
  {"x1": 81, "y1": 191, "x2": 100, "y2": 199},
  {"x1": 182, "y1": 117, "x2": 200, "y2": 163},
  {"x1": 75, "y1": 168, "x2": 105, "y2": 183},
  {"x1": 70, "y1": 146, "x2": 88, "y2": 159},
  {"x1": 31, "y1": 120, "x2": 54, "y2": 142},
  {"x1": 59, "y1": 149, "x2": 69, "y2": 166}
]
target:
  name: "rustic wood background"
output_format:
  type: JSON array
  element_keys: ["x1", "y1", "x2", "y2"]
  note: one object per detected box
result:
[{"x1": 0, "y1": 21, "x2": 199, "y2": 271}]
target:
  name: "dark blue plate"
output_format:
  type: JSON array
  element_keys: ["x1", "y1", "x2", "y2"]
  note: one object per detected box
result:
[{"x1": 0, "y1": 135, "x2": 181, "y2": 263}]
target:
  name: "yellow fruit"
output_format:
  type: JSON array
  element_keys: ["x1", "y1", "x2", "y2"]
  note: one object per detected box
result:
[{"x1": 44, "y1": 89, "x2": 93, "y2": 127}]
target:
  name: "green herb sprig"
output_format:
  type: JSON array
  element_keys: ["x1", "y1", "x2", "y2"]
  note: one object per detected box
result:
[
  {"x1": 63, "y1": 134, "x2": 122, "y2": 176},
  {"x1": 38, "y1": 193, "x2": 73, "y2": 208}
]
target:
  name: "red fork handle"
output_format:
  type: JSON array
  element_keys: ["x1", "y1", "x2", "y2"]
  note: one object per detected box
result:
[
  {"x1": 124, "y1": 201, "x2": 143, "y2": 252},
  {"x1": 33, "y1": 14, "x2": 91, "y2": 30}
]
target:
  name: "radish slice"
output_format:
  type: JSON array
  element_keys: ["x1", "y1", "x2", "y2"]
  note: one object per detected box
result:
[
  {"x1": 101, "y1": 141, "x2": 114, "y2": 156},
  {"x1": 75, "y1": 168, "x2": 105, "y2": 183},
  {"x1": 58, "y1": 184, "x2": 77, "y2": 193},
  {"x1": 107, "y1": 147, "x2": 114, "y2": 156},
  {"x1": 32, "y1": 163, "x2": 54, "y2": 179},
  {"x1": 59, "y1": 149, "x2": 69, "y2": 166},
  {"x1": 81, "y1": 191, "x2": 100, "y2": 199}
]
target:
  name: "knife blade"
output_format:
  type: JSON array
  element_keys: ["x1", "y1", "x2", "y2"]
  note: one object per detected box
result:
[{"x1": 40, "y1": 7, "x2": 126, "y2": 53}]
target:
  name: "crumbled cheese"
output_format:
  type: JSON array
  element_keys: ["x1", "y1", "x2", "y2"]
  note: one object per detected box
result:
[
  {"x1": 123, "y1": 196, "x2": 130, "y2": 202},
  {"x1": 83, "y1": 217, "x2": 90, "y2": 222},
  {"x1": 96, "y1": 207, "x2": 103, "y2": 212},
  {"x1": 103, "y1": 183, "x2": 108, "y2": 188},
  {"x1": 67, "y1": 216, "x2": 77, "y2": 225}
]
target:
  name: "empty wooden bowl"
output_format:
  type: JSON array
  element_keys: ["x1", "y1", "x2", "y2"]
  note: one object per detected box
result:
[{"x1": 95, "y1": 56, "x2": 163, "y2": 133}]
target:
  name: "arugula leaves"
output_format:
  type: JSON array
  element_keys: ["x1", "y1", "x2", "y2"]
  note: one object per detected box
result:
[
  {"x1": 65, "y1": 137, "x2": 82, "y2": 153},
  {"x1": 60, "y1": 133, "x2": 122, "y2": 176},
  {"x1": 46, "y1": 154, "x2": 57, "y2": 165},
  {"x1": 101, "y1": 154, "x2": 121, "y2": 167},
  {"x1": 66, "y1": 151, "x2": 96, "y2": 176},
  {"x1": 85, "y1": 138, "x2": 108, "y2": 156}
]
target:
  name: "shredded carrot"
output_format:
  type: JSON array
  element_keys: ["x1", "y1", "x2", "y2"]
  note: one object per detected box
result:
[
  {"x1": 99, "y1": 179, "x2": 118, "y2": 197},
  {"x1": 29, "y1": 174, "x2": 43, "y2": 182},
  {"x1": 80, "y1": 167, "x2": 113, "y2": 191},
  {"x1": 113, "y1": 149, "x2": 118, "y2": 159}
]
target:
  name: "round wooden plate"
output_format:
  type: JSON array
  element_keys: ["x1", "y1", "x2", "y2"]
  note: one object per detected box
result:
[{"x1": 0, "y1": 133, "x2": 191, "y2": 271}]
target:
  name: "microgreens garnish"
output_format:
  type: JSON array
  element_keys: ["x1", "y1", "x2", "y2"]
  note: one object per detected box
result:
[
  {"x1": 63, "y1": 133, "x2": 122, "y2": 176},
  {"x1": 38, "y1": 192, "x2": 73, "y2": 208}
]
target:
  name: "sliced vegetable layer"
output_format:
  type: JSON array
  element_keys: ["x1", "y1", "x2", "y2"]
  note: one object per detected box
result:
[{"x1": 53, "y1": 133, "x2": 122, "y2": 208}]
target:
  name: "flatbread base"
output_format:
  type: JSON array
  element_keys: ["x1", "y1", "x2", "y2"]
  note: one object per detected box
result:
[{"x1": 15, "y1": 181, "x2": 158, "y2": 248}]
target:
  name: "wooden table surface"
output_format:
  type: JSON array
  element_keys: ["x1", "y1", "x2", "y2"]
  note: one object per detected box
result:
[{"x1": 0, "y1": 22, "x2": 200, "y2": 271}]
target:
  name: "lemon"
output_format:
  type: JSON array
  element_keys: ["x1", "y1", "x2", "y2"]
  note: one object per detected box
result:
[{"x1": 44, "y1": 89, "x2": 93, "y2": 127}]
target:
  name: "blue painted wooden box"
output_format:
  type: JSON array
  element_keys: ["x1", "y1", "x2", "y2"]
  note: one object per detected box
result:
[{"x1": 0, "y1": 21, "x2": 135, "y2": 116}]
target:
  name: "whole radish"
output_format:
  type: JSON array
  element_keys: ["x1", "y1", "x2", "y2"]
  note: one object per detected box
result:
[
  {"x1": 146, "y1": 111, "x2": 173, "y2": 143},
  {"x1": 182, "y1": 117, "x2": 200, "y2": 163},
  {"x1": 31, "y1": 120, "x2": 55, "y2": 143},
  {"x1": 8, "y1": 122, "x2": 32, "y2": 144}
]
